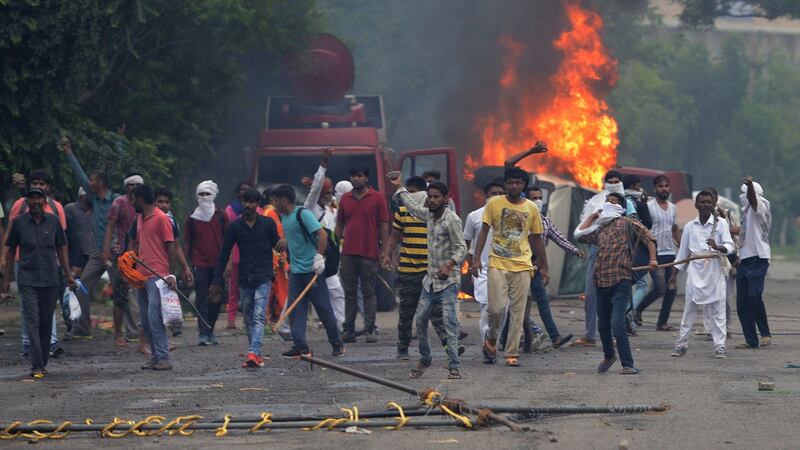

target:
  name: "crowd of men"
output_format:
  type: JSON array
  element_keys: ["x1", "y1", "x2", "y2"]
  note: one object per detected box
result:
[{"x1": 0, "y1": 140, "x2": 774, "y2": 380}]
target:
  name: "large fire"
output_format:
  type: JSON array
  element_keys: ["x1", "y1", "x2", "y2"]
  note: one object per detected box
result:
[{"x1": 467, "y1": 1, "x2": 618, "y2": 189}]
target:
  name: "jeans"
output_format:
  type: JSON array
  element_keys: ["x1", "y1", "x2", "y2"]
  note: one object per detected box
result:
[
  {"x1": 583, "y1": 246, "x2": 598, "y2": 340},
  {"x1": 193, "y1": 267, "x2": 221, "y2": 337},
  {"x1": 396, "y1": 271, "x2": 447, "y2": 352},
  {"x1": 416, "y1": 284, "x2": 460, "y2": 369},
  {"x1": 597, "y1": 280, "x2": 635, "y2": 368},
  {"x1": 137, "y1": 278, "x2": 170, "y2": 362},
  {"x1": 736, "y1": 257, "x2": 771, "y2": 347},
  {"x1": 631, "y1": 276, "x2": 648, "y2": 310},
  {"x1": 340, "y1": 255, "x2": 378, "y2": 334},
  {"x1": 531, "y1": 270, "x2": 561, "y2": 342},
  {"x1": 239, "y1": 281, "x2": 272, "y2": 356},
  {"x1": 289, "y1": 272, "x2": 341, "y2": 351},
  {"x1": 227, "y1": 263, "x2": 239, "y2": 323},
  {"x1": 636, "y1": 254, "x2": 678, "y2": 327},
  {"x1": 19, "y1": 285, "x2": 58, "y2": 370}
]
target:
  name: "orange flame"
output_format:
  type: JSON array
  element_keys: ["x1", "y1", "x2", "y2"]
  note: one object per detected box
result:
[{"x1": 469, "y1": 2, "x2": 618, "y2": 189}]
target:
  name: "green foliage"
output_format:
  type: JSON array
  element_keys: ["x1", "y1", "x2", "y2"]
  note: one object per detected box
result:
[
  {"x1": 677, "y1": 0, "x2": 800, "y2": 27},
  {"x1": 603, "y1": 5, "x2": 800, "y2": 231},
  {"x1": 0, "y1": 0, "x2": 319, "y2": 200}
]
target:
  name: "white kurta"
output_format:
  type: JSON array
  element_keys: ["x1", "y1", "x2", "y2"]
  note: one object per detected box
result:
[
  {"x1": 674, "y1": 215, "x2": 734, "y2": 351},
  {"x1": 674, "y1": 216, "x2": 734, "y2": 305}
]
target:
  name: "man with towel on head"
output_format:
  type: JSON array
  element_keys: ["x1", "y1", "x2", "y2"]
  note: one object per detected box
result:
[{"x1": 184, "y1": 180, "x2": 229, "y2": 346}]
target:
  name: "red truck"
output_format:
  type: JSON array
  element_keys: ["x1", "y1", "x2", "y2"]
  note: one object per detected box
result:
[{"x1": 250, "y1": 34, "x2": 461, "y2": 212}]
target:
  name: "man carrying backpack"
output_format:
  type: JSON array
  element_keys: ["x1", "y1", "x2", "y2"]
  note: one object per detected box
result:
[{"x1": 271, "y1": 185, "x2": 344, "y2": 358}]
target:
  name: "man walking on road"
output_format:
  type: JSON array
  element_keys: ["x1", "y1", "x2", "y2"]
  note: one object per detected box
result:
[
  {"x1": 184, "y1": 181, "x2": 228, "y2": 346},
  {"x1": 211, "y1": 189, "x2": 284, "y2": 368},
  {"x1": 224, "y1": 181, "x2": 252, "y2": 329},
  {"x1": 393, "y1": 178, "x2": 467, "y2": 379},
  {"x1": 383, "y1": 176, "x2": 457, "y2": 360},
  {"x1": 670, "y1": 190, "x2": 734, "y2": 359},
  {"x1": 472, "y1": 166, "x2": 549, "y2": 367},
  {"x1": 335, "y1": 166, "x2": 390, "y2": 343},
  {"x1": 64, "y1": 187, "x2": 95, "y2": 338},
  {"x1": 735, "y1": 176, "x2": 773, "y2": 349},
  {"x1": 272, "y1": 185, "x2": 344, "y2": 358},
  {"x1": 634, "y1": 175, "x2": 680, "y2": 331},
  {"x1": 2, "y1": 188, "x2": 76, "y2": 378},
  {"x1": 131, "y1": 185, "x2": 190, "y2": 371}
]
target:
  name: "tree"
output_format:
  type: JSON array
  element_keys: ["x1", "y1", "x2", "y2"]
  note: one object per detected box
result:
[
  {"x1": 677, "y1": 0, "x2": 800, "y2": 27},
  {"x1": 0, "y1": 0, "x2": 318, "y2": 200}
]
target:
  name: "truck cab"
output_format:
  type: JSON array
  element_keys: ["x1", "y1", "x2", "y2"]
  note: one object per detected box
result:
[{"x1": 251, "y1": 34, "x2": 460, "y2": 212}]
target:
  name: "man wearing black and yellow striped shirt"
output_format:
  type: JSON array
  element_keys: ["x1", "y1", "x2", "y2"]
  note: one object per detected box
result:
[{"x1": 381, "y1": 176, "x2": 448, "y2": 359}]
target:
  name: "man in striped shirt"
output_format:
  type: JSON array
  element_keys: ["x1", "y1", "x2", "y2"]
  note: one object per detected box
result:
[{"x1": 381, "y1": 176, "x2": 449, "y2": 360}]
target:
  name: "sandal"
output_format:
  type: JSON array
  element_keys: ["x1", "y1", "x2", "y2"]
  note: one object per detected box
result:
[
  {"x1": 656, "y1": 325, "x2": 676, "y2": 332},
  {"x1": 570, "y1": 337, "x2": 596, "y2": 347},
  {"x1": 409, "y1": 362, "x2": 430, "y2": 379},
  {"x1": 505, "y1": 356, "x2": 520, "y2": 367},
  {"x1": 447, "y1": 368, "x2": 462, "y2": 379},
  {"x1": 114, "y1": 337, "x2": 127, "y2": 347}
]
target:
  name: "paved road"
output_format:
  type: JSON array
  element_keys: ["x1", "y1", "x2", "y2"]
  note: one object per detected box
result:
[{"x1": 1, "y1": 262, "x2": 798, "y2": 449}]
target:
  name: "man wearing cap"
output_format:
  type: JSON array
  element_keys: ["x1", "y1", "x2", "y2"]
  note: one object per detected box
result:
[
  {"x1": 2, "y1": 188, "x2": 76, "y2": 378},
  {"x1": 1, "y1": 170, "x2": 67, "y2": 357},
  {"x1": 104, "y1": 172, "x2": 146, "y2": 350},
  {"x1": 184, "y1": 180, "x2": 229, "y2": 346}
]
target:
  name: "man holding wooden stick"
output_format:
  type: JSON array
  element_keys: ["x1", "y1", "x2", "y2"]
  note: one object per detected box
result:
[
  {"x1": 271, "y1": 185, "x2": 344, "y2": 358},
  {"x1": 669, "y1": 190, "x2": 734, "y2": 359}
]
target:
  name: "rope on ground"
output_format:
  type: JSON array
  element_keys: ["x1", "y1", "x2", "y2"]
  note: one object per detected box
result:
[
  {"x1": 215, "y1": 415, "x2": 231, "y2": 437},
  {"x1": 249, "y1": 413, "x2": 273, "y2": 433}
]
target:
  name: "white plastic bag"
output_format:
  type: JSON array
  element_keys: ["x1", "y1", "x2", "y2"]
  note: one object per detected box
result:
[
  {"x1": 156, "y1": 279, "x2": 183, "y2": 327},
  {"x1": 64, "y1": 288, "x2": 81, "y2": 321}
]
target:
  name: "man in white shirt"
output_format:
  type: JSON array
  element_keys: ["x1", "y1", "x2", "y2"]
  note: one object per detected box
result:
[
  {"x1": 464, "y1": 179, "x2": 505, "y2": 339},
  {"x1": 735, "y1": 176, "x2": 772, "y2": 349},
  {"x1": 634, "y1": 175, "x2": 680, "y2": 331},
  {"x1": 669, "y1": 191, "x2": 734, "y2": 359}
]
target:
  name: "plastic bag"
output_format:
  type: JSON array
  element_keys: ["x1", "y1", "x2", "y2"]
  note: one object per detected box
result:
[
  {"x1": 156, "y1": 279, "x2": 183, "y2": 327},
  {"x1": 63, "y1": 288, "x2": 81, "y2": 321}
]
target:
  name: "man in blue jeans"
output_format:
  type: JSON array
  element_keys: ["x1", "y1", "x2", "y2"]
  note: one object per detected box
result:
[
  {"x1": 392, "y1": 177, "x2": 467, "y2": 380},
  {"x1": 735, "y1": 176, "x2": 773, "y2": 349},
  {"x1": 577, "y1": 193, "x2": 656, "y2": 375},
  {"x1": 211, "y1": 189, "x2": 284, "y2": 368},
  {"x1": 271, "y1": 185, "x2": 343, "y2": 358},
  {"x1": 130, "y1": 185, "x2": 192, "y2": 371}
]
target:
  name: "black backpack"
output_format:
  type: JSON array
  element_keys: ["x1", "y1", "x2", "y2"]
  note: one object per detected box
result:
[{"x1": 296, "y1": 207, "x2": 339, "y2": 277}]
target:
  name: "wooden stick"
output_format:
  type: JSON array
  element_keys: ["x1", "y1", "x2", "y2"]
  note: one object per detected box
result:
[
  {"x1": 632, "y1": 253, "x2": 719, "y2": 272},
  {"x1": 271, "y1": 273, "x2": 319, "y2": 332}
]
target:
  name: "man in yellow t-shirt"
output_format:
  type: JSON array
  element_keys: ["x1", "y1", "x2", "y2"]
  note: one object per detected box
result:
[{"x1": 472, "y1": 166, "x2": 549, "y2": 366}]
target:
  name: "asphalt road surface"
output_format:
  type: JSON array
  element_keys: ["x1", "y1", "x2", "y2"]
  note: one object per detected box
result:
[{"x1": 1, "y1": 261, "x2": 799, "y2": 449}]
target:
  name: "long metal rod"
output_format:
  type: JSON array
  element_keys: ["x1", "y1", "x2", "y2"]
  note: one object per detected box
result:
[
  {"x1": 3, "y1": 418, "x2": 475, "y2": 433},
  {"x1": 481, "y1": 404, "x2": 669, "y2": 414},
  {"x1": 131, "y1": 255, "x2": 211, "y2": 329},
  {"x1": 298, "y1": 354, "x2": 521, "y2": 432}
]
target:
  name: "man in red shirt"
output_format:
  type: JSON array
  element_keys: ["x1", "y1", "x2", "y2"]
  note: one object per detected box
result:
[
  {"x1": 131, "y1": 185, "x2": 190, "y2": 371},
  {"x1": 103, "y1": 173, "x2": 146, "y2": 350},
  {"x1": 184, "y1": 180, "x2": 228, "y2": 346},
  {"x1": 335, "y1": 166, "x2": 389, "y2": 343}
]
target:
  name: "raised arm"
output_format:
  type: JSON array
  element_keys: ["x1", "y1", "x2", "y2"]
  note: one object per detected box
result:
[
  {"x1": 304, "y1": 148, "x2": 332, "y2": 209},
  {"x1": 59, "y1": 137, "x2": 91, "y2": 191},
  {"x1": 504, "y1": 141, "x2": 547, "y2": 169},
  {"x1": 394, "y1": 187, "x2": 430, "y2": 221}
]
